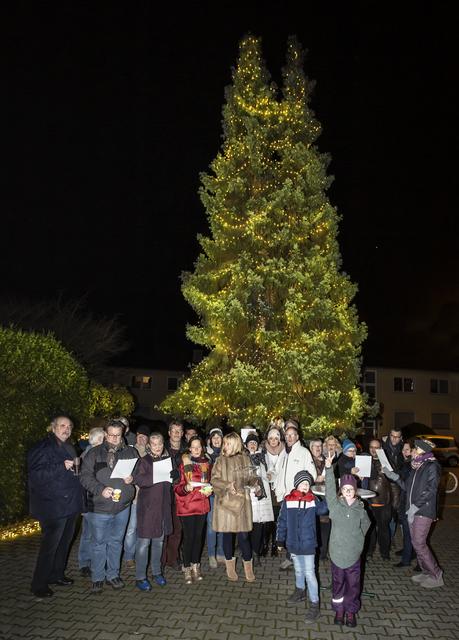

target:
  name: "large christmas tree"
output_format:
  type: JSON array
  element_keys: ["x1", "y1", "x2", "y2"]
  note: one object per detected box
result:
[{"x1": 161, "y1": 35, "x2": 367, "y2": 436}]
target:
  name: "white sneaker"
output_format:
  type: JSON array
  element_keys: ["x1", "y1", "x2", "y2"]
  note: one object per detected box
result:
[{"x1": 420, "y1": 573, "x2": 444, "y2": 589}]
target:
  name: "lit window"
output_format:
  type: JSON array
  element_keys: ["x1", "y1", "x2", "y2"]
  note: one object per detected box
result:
[{"x1": 131, "y1": 376, "x2": 152, "y2": 390}]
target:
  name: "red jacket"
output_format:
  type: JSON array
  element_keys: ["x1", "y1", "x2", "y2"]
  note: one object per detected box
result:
[{"x1": 174, "y1": 455, "x2": 212, "y2": 516}]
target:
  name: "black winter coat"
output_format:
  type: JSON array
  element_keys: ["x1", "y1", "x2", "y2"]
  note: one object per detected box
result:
[
  {"x1": 80, "y1": 441, "x2": 138, "y2": 514},
  {"x1": 28, "y1": 435, "x2": 83, "y2": 521},
  {"x1": 399, "y1": 458, "x2": 441, "y2": 519}
]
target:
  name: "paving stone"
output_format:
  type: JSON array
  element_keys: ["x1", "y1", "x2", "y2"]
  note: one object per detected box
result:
[{"x1": 2, "y1": 507, "x2": 459, "y2": 640}]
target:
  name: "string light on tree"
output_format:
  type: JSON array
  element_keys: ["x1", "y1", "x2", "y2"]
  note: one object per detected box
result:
[{"x1": 161, "y1": 35, "x2": 367, "y2": 436}]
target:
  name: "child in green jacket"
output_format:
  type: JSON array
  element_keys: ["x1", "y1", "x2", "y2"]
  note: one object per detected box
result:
[{"x1": 324, "y1": 451, "x2": 370, "y2": 628}]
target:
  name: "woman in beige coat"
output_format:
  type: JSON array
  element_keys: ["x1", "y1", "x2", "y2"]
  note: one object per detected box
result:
[{"x1": 211, "y1": 432, "x2": 257, "y2": 582}]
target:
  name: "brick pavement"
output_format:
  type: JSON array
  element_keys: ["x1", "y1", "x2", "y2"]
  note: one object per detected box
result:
[{"x1": 1, "y1": 505, "x2": 458, "y2": 640}]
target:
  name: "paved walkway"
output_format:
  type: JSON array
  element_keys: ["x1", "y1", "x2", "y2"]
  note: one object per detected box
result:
[{"x1": 1, "y1": 503, "x2": 459, "y2": 640}]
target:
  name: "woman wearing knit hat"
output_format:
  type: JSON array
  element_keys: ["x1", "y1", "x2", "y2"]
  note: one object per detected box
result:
[
  {"x1": 276, "y1": 469, "x2": 328, "y2": 623},
  {"x1": 382, "y1": 439, "x2": 443, "y2": 588},
  {"x1": 324, "y1": 452, "x2": 371, "y2": 628},
  {"x1": 337, "y1": 439, "x2": 359, "y2": 478},
  {"x1": 206, "y1": 428, "x2": 225, "y2": 567}
]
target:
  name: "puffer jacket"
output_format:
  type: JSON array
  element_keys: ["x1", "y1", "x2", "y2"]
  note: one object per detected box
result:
[
  {"x1": 174, "y1": 454, "x2": 212, "y2": 517},
  {"x1": 325, "y1": 467, "x2": 371, "y2": 569},
  {"x1": 276, "y1": 489, "x2": 328, "y2": 555},
  {"x1": 399, "y1": 457, "x2": 441, "y2": 519}
]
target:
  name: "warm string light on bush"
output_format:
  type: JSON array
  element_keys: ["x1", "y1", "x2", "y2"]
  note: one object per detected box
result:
[{"x1": 0, "y1": 519, "x2": 41, "y2": 542}]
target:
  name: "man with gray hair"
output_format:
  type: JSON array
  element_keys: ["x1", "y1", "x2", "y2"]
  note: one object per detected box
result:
[{"x1": 28, "y1": 415, "x2": 83, "y2": 597}]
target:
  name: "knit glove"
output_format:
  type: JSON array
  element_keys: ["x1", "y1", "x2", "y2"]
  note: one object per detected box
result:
[
  {"x1": 382, "y1": 467, "x2": 400, "y2": 482},
  {"x1": 406, "y1": 503, "x2": 419, "y2": 524}
]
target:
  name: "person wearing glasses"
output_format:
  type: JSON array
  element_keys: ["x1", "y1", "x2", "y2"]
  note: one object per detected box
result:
[{"x1": 80, "y1": 419, "x2": 138, "y2": 594}]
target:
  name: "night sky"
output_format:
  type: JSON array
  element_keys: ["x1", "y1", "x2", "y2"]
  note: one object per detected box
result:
[{"x1": 4, "y1": 3, "x2": 458, "y2": 371}]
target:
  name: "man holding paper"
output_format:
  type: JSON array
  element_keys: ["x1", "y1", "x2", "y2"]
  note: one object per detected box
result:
[
  {"x1": 365, "y1": 440, "x2": 392, "y2": 560},
  {"x1": 80, "y1": 419, "x2": 138, "y2": 593}
]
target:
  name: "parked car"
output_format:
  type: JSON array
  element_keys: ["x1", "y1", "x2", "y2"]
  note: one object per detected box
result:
[{"x1": 416, "y1": 434, "x2": 459, "y2": 467}]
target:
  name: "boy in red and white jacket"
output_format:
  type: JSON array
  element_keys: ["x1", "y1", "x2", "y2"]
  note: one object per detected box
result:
[{"x1": 276, "y1": 470, "x2": 328, "y2": 623}]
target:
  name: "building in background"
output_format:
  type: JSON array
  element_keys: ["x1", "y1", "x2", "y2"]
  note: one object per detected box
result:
[
  {"x1": 361, "y1": 367, "x2": 459, "y2": 440},
  {"x1": 108, "y1": 367, "x2": 188, "y2": 420}
]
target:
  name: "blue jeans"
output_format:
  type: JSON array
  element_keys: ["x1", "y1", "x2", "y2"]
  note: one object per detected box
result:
[
  {"x1": 207, "y1": 495, "x2": 224, "y2": 558},
  {"x1": 135, "y1": 535, "x2": 164, "y2": 580},
  {"x1": 86, "y1": 508, "x2": 130, "y2": 582},
  {"x1": 291, "y1": 553, "x2": 319, "y2": 603},
  {"x1": 78, "y1": 514, "x2": 91, "y2": 569},
  {"x1": 123, "y1": 503, "x2": 137, "y2": 561}
]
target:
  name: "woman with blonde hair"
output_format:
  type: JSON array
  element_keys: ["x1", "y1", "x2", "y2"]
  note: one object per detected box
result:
[{"x1": 211, "y1": 432, "x2": 258, "y2": 582}]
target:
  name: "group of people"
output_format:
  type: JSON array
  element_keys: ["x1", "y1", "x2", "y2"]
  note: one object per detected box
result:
[{"x1": 27, "y1": 415, "x2": 444, "y2": 628}]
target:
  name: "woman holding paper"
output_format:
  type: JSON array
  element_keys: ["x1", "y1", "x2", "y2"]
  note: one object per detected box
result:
[
  {"x1": 133, "y1": 432, "x2": 173, "y2": 591},
  {"x1": 174, "y1": 436, "x2": 212, "y2": 584}
]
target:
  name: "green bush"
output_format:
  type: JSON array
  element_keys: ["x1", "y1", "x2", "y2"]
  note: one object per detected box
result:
[
  {"x1": 0, "y1": 327, "x2": 135, "y2": 524},
  {"x1": 0, "y1": 327, "x2": 89, "y2": 523}
]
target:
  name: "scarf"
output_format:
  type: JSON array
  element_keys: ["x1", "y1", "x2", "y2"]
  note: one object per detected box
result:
[
  {"x1": 288, "y1": 489, "x2": 315, "y2": 502},
  {"x1": 183, "y1": 454, "x2": 210, "y2": 484},
  {"x1": 313, "y1": 455, "x2": 325, "y2": 475},
  {"x1": 264, "y1": 440, "x2": 284, "y2": 456},
  {"x1": 411, "y1": 451, "x2": 435, "y2": 469},
  {"x1": 106, "y1": 442, "x2": 123, "y2": 470}
]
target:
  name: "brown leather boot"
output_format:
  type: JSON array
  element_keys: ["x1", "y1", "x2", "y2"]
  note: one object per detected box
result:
[
  {"x1": 225, "y1": 558, "x2": 238, "y2": 581},
  {"x1": 191, "y1": 562, "x2": 203, "y2": 581},
  {"x1": 243, "y1": 559, "x2": 256, "y2": 582}
]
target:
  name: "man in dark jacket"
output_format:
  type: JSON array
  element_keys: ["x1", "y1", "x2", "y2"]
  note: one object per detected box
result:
[
  {"x1": 28, "y1": 415, "x2": 83, "y2": 598},
  {"x1": 383, "y1": 439, "x2": 443, "y2": 588},
  {"x1": 382, "y1": 429, "x2": 404, "y2": 529},
  {"x1": 80, "y1": 420, "x2": 138, "y2": 593},
  {"x1": 366, "y1": 440, "x2": 391, "y2": 560},
  {"x1": 163, "y1": 420, "x2": 186, "y2": 569}
]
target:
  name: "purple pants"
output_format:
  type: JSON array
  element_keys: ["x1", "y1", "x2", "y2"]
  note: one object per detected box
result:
[
  {"x1": 330, "y1": 559, "x2": 361, "y2": 614},
  {"x1": 409, "y1": 516, "x2": 441, "y2": 579}
]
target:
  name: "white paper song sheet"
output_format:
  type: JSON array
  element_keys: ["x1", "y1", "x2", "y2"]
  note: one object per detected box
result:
[
  {"x1": 153, "y1": 457, "x2": 173, "y2": 484},
  {"x1": 355, "y1": 455, "x2": 372, "y2": 478},
  {"x1": 110, "y1": 458, "x2": 138, "y2": 479},
  {"x1": 375, "y1": 448, "x2": 393, "y2": 472}
]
